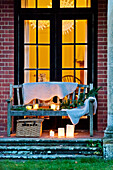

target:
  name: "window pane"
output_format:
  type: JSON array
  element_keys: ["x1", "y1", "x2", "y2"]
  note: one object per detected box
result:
[
  {"x1": 76, "y1": 0, "x2": 91, "y2": 8},
  {"x1": 21, "y1": 0, "x2": 36, "y2": 8},
  {"x1": 76, "y1": 20, "x2": 87, "y2": 43},
  {"x1": 60, "y1": 0, "x2": 74, "y2": 8},
  {"x1": 62, "y1": 20, "x2": 74, "y2": 43},
  {"x1": 38, "y1": 70, "x2": 50, "y2": 82},
  {"x1": 76, "y1": 70, "x2": 87, "y2": 84},
  {"x1": 24, "y1": 70, "x2": 36, "y2": 83},
  {"x1": 38, "y1": 20, "x2": 50, "y2": 44},
  {"x1": 75, "y1": 45, "x2": 87, "y2": 68},
  {"x1": 38, "y1": 45, "x2": 50, "y2": 69},
  {"x1": 21, "y1": 0, "x2": 25, "y2": 8},
  {"x1": 24, "y1": 45, "x2": 37, "y2": 68},
  {"x1": 38, "y1": 0, "x2": 52, "y2": 8},
  {"x1": 62, "y1": 70, "x2": 74, "y2": 82},
  {"x1": 24, "y1": 20, "x2": 36, "y2": 43},
  {"x1": 62, "y1": 45, "x2": 74, "y2": 68}
]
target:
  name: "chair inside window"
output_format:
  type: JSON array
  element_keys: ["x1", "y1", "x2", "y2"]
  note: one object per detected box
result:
[{"x1": 62, "y1": 75, "x2": 83, "y2": 84}]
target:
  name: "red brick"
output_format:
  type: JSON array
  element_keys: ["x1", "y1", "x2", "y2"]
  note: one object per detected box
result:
[{"x1": 0, "y1": 0, "x2": 14, "y2": 135}]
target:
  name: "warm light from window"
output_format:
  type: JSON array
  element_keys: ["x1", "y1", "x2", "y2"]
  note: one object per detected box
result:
[
  {"x1": 21, "y1": 0, "x2": 91, "y2": 8},
  {"x1": 21, "y1": 0, "x2": 52, "y2": 8},
  {"x1": 76, "y1": 0, "x2": 91, "y2": 8},
  {"x1": 76, "y1": 20, "x2": 87, "y2": 43},
  {"x1": 21, "y1": 0, "x2": 36, "y2": 8},
  {"x1": 38, "y1": 0, "x2": 52, "y2": 8},
  {"x1": 60, "y1": 0, "x2": 74, "y2": 8}
]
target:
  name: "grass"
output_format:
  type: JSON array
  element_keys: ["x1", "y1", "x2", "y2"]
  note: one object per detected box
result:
[{"x1": 0, "y1": 158, "x2": 113, "y2": 170}]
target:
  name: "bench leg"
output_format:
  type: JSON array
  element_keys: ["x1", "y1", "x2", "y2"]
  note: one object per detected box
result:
[
  {"x1": 7, "y1": 102, "x2": 11, "y2": 137},
  {"x1": 89, "y1": 101, "x2": 93, "y2": 137}
]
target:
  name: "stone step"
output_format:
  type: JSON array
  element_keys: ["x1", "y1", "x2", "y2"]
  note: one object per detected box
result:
[
  {"x1": 0, "y1": 154, "x2": 103, "y2": 159},
  {"x1": 0, "y1": 146, "x2": 101, "y2": 155},
  {"x1": 0, "y1": 146, "x2": 101, "y2": 151},
  {"x1": 0, "y1": 138, "x2": 103, "y2": 159},
  {"x1": 0, "y1": 138, "x2": 103, "y2": 146}
]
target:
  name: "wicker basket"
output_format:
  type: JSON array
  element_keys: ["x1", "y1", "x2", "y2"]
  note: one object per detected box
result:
[{"x1": 16, "y1": 119, "x2": 43, "y2": 137}]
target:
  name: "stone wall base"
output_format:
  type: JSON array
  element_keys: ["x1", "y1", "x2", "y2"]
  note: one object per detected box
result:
[{"x1": 103, "y1": 138, "x2": 113, "y2": 159}]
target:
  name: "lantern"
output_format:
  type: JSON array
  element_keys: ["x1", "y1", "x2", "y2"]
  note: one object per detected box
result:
[
  {"x1": 26, "y1": 106, "x2": 32, "y2": 110},
  {"x1": 66, "y1": 124, "x2": 75, "y2": 137},
  {"x1": 58, "y1": 128, "x2": 65, "y2": 137}
]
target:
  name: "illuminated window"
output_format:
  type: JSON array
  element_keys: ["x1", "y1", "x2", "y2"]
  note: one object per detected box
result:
[
  {"x1": 24, "y1": 20, "x2": 50, "y2": 83},
  {"x1": 21, "y1": 0, "x2": 91, "y2": 8},
  {"x1": 18, "y1": 0, "x2": 96, "y2": 85},
  {"x1": 62, "y1": 20, "x2": 88, "y2": 84},
  {"x1": 60, "y1": 0, "x2": 91, "y2": 8},
  {"x1": 76, "y1": 0, "x2": 91, "y2": 8},
  {"x1": 60, "y1": 0, "x2": 74, "y2": 8},
  {"x1": 21, "y1": 0, "x2": 52, "y2": 8}
]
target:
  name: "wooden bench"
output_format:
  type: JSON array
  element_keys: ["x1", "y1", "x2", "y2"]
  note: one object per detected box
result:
[{"x1": 6, "y1": 83, "x2": 95, "y2": 137}]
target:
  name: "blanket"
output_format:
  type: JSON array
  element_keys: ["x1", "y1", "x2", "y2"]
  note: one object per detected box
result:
[
  {"x1": 23, "y1": 82, "x2": 78, "y2": 105},
  {"x1": 62, "y1": 97, "x2": 97, "y2": 125}
]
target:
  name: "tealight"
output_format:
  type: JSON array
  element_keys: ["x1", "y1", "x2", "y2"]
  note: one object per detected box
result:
[
  {"x1": 33, "y1": 104, "x2": 39, "y2": 110},
  {"x1": 51, "y1": 104, "x2": 56, "y2": 111},
  {"x1": 26, "y1": 106, "x2": 32, "y2": 110},
  {"x1": 56, "y1": 104, "x2": 60, "y2": 110},
  {"x1": 50, "y1": 130, "x2": 54, "y2": 137}
]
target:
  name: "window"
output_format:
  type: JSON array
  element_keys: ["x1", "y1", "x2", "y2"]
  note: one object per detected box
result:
[
  {"x1": 15, "y1": 0, "x2": 97, "y2": 86},
  {"x1": 24, "y1": 20, "x2": 50, "y2": 83},
  {"x1": 62, "y1": 20, "x2": 88, "y2": 84},
  {"x1": 21, "y1": 0, "x2": 91, "y2": 8}
]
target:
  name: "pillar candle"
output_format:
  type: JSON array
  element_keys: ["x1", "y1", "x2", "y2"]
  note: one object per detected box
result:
[
  {"x1": 58, "y1": 128, "x2": 65, "y2": 137},
  {"x1": 66, "y1": 124, "x2": 75, "y2": 137}
]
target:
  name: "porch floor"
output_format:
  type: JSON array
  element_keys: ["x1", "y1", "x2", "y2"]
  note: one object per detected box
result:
[{"x1": 0, "y1": 130, "x2": 104, "y2": 139}]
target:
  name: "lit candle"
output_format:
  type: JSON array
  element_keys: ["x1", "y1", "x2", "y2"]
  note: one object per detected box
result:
[
  {"x1": 26, "y1": 106, "x2": 32, "y2": 110},
  {"x1": 56, "y1": 104, "x2": 60, "y2": 110},
  {"x1": 66, "y1": 124, "x2": 75, "y2": 138},
  {"x1": 50, "y1": 130, "x2": 54, "y2": 137},
  {"x1": 58, "y1": 128, "x2": 65, "y2": 137},
  {"x1": 51, "y1": 103, "x2": 56, "y2": 111},
  {"x1": 33, "y1": 104, "x2": 39, "y2": 110}
]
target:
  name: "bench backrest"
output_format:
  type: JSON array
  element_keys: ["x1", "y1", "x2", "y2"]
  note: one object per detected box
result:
[{"x1": 9, "y1": 83, "x2": 93, "y2": 106}]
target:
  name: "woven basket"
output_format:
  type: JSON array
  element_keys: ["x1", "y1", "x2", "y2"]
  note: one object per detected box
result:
[{"x1": 16, "y1": 119, "x2": 43, "y2": 137}]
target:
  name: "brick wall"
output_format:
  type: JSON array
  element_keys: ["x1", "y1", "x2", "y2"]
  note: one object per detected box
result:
[
  {"x1": 0, "y1": 0, "x2": 14, "y2": 135},
  {"x1": 97, "y1": 0, "x2": 107, "y2": 131},
  {"x1": 0, "y1": 0, "x2": 107, "y2": 135}
]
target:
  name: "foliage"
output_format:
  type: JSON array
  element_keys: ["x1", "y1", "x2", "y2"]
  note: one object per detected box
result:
[
  {"x1": 60, "y1": 99, "x2": 78, "y2": 109},
  {"x1": 60, "y1": 87, "x2": 102, "y2": 109},
  {"x1": 0, "y1": 159, "x2": 113, "y2": 170},
  {"x1": 86, "y1": 87, "x2": 102, "y2": 99},
  {"x1": 11, "y1": 106, "x2": 27, "y2": 111},
  {"x1": 86, "y1": 140, "x2": 103, "y2": 156},
  {"x1": 11, "y1": 106, "x2": 53, "y2": 111}
]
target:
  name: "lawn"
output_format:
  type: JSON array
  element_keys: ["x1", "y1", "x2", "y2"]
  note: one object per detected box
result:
[{"x1": 0, "y1": 158, "x2": 113, "y2": 170}]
